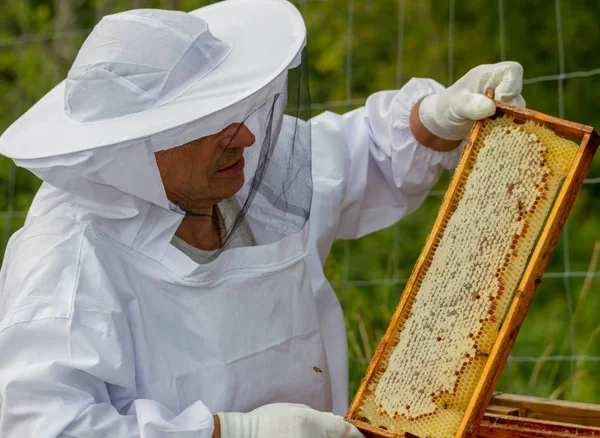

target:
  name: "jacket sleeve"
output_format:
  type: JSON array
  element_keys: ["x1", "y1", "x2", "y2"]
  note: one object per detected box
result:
[
  {"x1": 0, "y1": 317, "x2": 215, "y2": 438},
  {"x1": 310, "y1": 78, "x2": 462, "y2": 240}
]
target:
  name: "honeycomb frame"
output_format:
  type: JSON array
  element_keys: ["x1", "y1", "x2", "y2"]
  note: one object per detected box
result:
[{"x1": 346, "y1": 94, "x2": 600, "y2": 438}]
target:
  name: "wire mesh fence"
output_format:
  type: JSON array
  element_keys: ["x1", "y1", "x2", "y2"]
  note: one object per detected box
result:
[{"x1": 1, "y1": 0, "x2": 599, "y2": 405}]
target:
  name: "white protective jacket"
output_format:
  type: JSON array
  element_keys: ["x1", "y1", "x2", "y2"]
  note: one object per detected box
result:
[{"x1": 0, "y1": 78, "x2": 460, "y2": 437}]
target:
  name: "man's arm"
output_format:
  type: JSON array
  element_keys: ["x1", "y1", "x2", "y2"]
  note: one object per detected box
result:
[
  {"x1": 308, "y1": 62, "x2": 525, "y2": 245},
  {"x1": 0, "y1": 317, "x2": 217, "y2": 437},
  {"x1": 409, "y1": 97, "x2": 462, "y2": 152}
]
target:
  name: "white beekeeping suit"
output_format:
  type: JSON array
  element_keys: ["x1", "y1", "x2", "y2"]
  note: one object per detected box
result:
[{"x1": 0, "y1": 0, "x2": 524, "y2": 437}]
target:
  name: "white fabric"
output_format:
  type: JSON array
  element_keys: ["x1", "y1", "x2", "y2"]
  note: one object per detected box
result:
[
  {"x1": 0, "y1": 0, "x2": 306, "y2": 159},
  {"x1": 65, "y1": 10, "x2": 232, "y2": 122},
  {"x1": 218, "y1": 403, "x2": 364, "y2": 438},
  {"x1": 418, "y1": 61, "x2": 526, "y2": 140},
  {"x1": 0, "y1": 78, "x2": 459, "y2": 437}
]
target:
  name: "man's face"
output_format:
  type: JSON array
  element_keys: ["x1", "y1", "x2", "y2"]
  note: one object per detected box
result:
[{"x1": 155, "y1": 123, "x2": 256, "y2": 213}]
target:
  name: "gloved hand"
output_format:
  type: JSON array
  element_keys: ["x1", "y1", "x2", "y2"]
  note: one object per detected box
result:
[
  {"x1": 418, "y1": 61, "x2": 526, "y2": 140},
  {"x1": 217, "y1": 403, "x2": 365, "y2": 438}
]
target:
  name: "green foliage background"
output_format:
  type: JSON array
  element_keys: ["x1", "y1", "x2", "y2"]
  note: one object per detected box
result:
[{"x1": 1, "y1": 0, "x2": 599, "y2": 406}]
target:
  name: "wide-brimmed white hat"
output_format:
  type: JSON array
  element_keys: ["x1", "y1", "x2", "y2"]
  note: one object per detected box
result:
[{"x1": 0, "y1": 0, "x2": 306, "y2": 160}]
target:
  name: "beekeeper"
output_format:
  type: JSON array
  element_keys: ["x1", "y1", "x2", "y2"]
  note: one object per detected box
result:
[{"x1": 0, "y1": 0, "x2": 525, "y2": 437}]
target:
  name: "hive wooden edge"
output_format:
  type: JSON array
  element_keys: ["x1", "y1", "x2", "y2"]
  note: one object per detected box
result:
[
  {"x1": 488, "y1": 393, "x2": 600, "y2": 428},
  {"x1": 478, "y1": 414, "x2": 600, "y2": 438}
]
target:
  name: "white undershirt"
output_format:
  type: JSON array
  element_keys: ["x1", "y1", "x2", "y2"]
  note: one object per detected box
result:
[{"x1": 170, "y1": 197, "x2": 256, "y2": 264}]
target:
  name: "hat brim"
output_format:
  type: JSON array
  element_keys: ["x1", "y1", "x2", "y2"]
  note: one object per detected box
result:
[{"x1": 0, "y1": 0, "x2": 306, "y2": 160}]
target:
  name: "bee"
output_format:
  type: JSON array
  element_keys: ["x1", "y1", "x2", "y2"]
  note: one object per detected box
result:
[
  {"x1": 517, "y1": 200, "x2": 524, "y2": 212},
  {"x1": 313, "y1": 366, "x2": 323, "y2": 374}
]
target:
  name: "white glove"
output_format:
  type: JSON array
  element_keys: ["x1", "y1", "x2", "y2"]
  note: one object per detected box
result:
[
  {"x1": 217, "y1": 403, "x2": 365, "y2": 438},
  {"x1": 419, "y1": 61, "x2": 526, "y2": 140}
]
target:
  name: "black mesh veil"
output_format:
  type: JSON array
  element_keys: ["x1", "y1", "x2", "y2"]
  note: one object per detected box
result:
[{"x1": 166, "y1": 48, "x2": 312, "y2": 262}]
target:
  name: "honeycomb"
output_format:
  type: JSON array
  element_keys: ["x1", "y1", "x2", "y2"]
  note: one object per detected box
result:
[{"x1": 355, "y1": 115, "x2": 578, "y2": 437}]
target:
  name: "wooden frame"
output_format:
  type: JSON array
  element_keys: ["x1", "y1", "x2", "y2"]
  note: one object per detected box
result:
[{"x1": 345, "y1": 95, "x2": 600, "y2": 438}]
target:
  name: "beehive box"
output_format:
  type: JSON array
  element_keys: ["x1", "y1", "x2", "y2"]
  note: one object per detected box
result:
[
  {"x1": 345, "y1": 93, "x2": 599, "y2": 438},
  {"x1": 480, "y1": 392, "x2": 600, "y2": 437}
]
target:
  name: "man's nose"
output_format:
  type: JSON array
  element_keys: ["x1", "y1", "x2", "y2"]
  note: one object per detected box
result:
[{"x1": 218, "y1": 123, "x2": 256, "y2": 149}]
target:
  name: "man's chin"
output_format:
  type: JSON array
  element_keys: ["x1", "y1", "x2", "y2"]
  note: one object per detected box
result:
[
  {"x1": 180, "y1": 176, "x2": 246, "y2": 214},
  {"x1": 202, "y1": 177, "x2": 245, "y2": 206},
  {"x1": 227, "y1": 175, "x2": 246, "y2": 198},
  {"x1": 213, "y1": 172, "x2": 245, "y2": 195}
]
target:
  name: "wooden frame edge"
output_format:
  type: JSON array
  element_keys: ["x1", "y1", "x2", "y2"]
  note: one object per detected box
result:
[
  {"x1": 493, "y1": 100, "x2": 594, "y2": 140},
  {"x1": 347, "y1": 419, "x2": 403, "y2": 438},
  {"x1": 346, "y1": 118, "x2": 487, "y2": 422}
]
